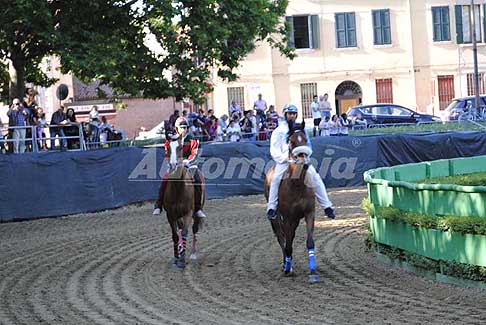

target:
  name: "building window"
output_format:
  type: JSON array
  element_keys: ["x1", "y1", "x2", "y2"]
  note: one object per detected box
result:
[
  {"x1": 285, "y1": 15, "x2": 320, "y2": 49},
  {"x1": 335, "y1": 12, "x2": 357, "y2": 48},
  {"x1": 300, "y1": 82, "x2": 317, "y2": 119},
  {"x1": 375, "y1": 78, "x2": 393, "y2": 103},
  {"x1": 466, "y1": 73, "x2": 486, "y2": 96},
  {"x1": 372, "y1": 9, "x2": 391, "y2": 45},
  {"x1": 227, "y1": 87, "x2": 245, "y2": 110},
  {"x1": 455, "y1": 5, "x2": 481, "y2": 44},
  {"x1": 432, "y1": 6, "x2": 451, "y2": 41},
  {"x1": 438, "y1": 75, "x2": 455, "y2": 110}
]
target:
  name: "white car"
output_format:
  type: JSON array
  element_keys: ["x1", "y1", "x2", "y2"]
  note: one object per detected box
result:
[{"x1": 135, "y1": 120, "x2": 166, "y2": 141}]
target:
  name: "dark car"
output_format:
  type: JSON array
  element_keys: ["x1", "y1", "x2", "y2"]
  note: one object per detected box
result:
[
  {"x1": 346, "y1": 104, "x2": 441, "y2": 126},
  {"x1": 440, "y1": 96, "x2": 486, "y2": 121}
]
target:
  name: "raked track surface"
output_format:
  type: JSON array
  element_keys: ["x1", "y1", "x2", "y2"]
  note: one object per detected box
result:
[{"x1": 1, "y1": 187, "x2": 485, "y2": 324}]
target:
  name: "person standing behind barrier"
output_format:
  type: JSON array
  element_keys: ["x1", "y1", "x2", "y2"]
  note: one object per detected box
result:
[
  {"x1": 7, "y1": 98, "x2": 28, "y2": 154},
  {"x1": 228, "y1": 100, "x2": 242, "y2": 120},
  {"x1": 36, "y1": 111, "x2": 48, "y2": 151},
  {"x1": 99, "y1": 116, "x2": 112, "y2": 146},
  {"x1": 226, "y1": 119, "x2": 241, "y2": 142},
  {"x1": 50, "y1": 105, "x2": 68, "y2": 151},
  {"x1": 65, "y1": 108, "x2": 80, "y2": 149},
  {"x1": 253, "y1": 94, "x2": 267, "y2": 126},
  {"x1": 339, "y1": 113, "x2": 351, "y2": 136},
  {"x1": 89, "y1": 106, "x2": 101, "y2": 145},
  {"x1": 319, "y1": 94, "x2": 332, "y2": 121},
  {"x1": 311, "y1": 95, "x2": 321, "y2": 137},
  {"x1": 168, "y1": 110, "x2": 180, "y2": 128},
  {"x1": 319, "y1": 116, "x2": 331, "y2": 136},
  {"x1": 329, "y1": 115, "x2": 340, "y2": 136},
  {"x1": 239, "y1": 110, "x2": 254, "y2": 141},
  {"x1": 23, "y1": 88, "x2": 37, "y2": 152}
]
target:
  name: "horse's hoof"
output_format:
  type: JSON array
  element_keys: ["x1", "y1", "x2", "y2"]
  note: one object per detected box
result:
[
  {"x1": 171, "y1": 258, "x2": 179, "y2": 268},
  {"x1": 190, "y1": 253, "x2": 198, "y2": 261},
  {"x1": 284, "y1": 267, "x2": 293, "y2": 275},
  {"x1": 176, "y1": 259, "x2": 186, "y2": 269},
  {"x1": 308, "y1": 274, "x2": 320, "y2": 283}
]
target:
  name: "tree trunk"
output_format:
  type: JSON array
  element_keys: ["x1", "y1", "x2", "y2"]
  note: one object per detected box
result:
[{"x1": 8, "y1": 56, "x2": 25, "y2": 102}]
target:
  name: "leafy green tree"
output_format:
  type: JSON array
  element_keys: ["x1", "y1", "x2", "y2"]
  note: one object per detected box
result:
[{"x1": 1, "y1": 0, "x2": 293, "y2": 104}]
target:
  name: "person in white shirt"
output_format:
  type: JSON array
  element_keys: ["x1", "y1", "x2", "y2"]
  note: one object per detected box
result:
[
  {"x1": 226, "y1": 119, "x2": 241, "y2": 142},
  {"x1": 253, "y1": 94, "x2": 267, "y2": 126},
  {"x1": 339, "y1": 113, "x2": 350, "y2": 136},
  {"x1": 319, "y1": 94, "x2": 332, "y2": 120},
  {"x1": 310, "y1": 95, "x2": 321, "y2": 137},
  {"x1": 329, "y1": 115, "x2": 340, "y2": 136},
  {"x1": 318, "y1": 116, "x2": 331, "y2": 136},
  {"x1": 266, "y1": 104, "x2": 335, "y2": 220}
]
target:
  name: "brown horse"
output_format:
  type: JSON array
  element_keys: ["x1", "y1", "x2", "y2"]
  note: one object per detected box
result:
[
  {"x1": 264, "y1": 124, "x2": 320, "y2": 282},
  {"x1": 162, "y1": 136, "x2": 203, "y2": 268}
]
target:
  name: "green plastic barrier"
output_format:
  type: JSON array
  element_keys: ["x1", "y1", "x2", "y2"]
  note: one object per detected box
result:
[
  {"x1": 369, "y1": 217, "x2": 486, "y2": 267},
  {"x1": 365, "y1": 155, "x2": 486, "y2": 217}
]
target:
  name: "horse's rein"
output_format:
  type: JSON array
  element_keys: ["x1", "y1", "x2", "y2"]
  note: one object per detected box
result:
[{"x1": 288, "y1": 145, "x2": 312, "y2": 165}]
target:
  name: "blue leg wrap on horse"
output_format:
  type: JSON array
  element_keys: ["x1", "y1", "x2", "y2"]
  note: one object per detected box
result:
[
  {"x1": 308, "y1": 249, "x2": 316, "y2": 271},
  {"x1": 284, "y1": 256, "x2": 292, "y2": 272}
]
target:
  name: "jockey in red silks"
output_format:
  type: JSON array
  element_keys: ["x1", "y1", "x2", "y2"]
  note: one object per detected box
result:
[{"x1": 153, "y1": 117, "x2": 206, "y2": 218}]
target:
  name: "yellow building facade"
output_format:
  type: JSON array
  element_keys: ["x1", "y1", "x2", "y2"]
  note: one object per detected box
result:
[{"x1": 210, "y1": 0, "x2": 486, "y2": 119}]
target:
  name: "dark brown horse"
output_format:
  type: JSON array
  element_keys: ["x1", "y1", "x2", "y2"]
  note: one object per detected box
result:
[
  {"x1": 162, "y1": 136, "x2": 203, "y2": 268},
  {"x1": 264, "y1": 124, "x2": 320, "y2": 282}
]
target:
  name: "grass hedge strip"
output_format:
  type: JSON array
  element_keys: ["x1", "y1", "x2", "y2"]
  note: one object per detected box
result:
[{"x1": 362, "y1": 198, "x2": 486, "y2": 236}]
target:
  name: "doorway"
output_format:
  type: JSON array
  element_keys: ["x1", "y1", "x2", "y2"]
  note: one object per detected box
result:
[{"x1": 335, "y1": 81, "x2": 362, "y2": 115}]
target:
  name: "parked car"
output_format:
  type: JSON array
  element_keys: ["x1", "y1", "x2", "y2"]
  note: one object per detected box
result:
[
  {"x1": 135, "y1": 120, "x2": 167, "y2": 141},
  {"x1": 440, "y1": 96, "x2": 486, "y2": 121},
  {"x1": 346, "y1": 104, "x2": 441, "y2": 126}
]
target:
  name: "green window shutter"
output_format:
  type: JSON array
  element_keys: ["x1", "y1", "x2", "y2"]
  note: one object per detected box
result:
[
  {"x1": 336, "y1": 13, "x2": 346, "y2": 48},
  {"x1": 310, "y1": 15, "x2": 320, "y2": 49},
  {"x1": 483, "y1": 5, "x2": 486, "y2": 43},
  {"x1": 383, "y1": 9, "x2": 391, "y2": 44},
  {"x1": 442, "y1": 7, "x2": 451, "y2": 41},
  {"x1": 285, "y1": 16, "x2": 295, "y2": 48},
  {"x1": 432, "y1": 7, "x2": 440, "y2": 41},
  {"x1": 346, "y1": 12, "x2": 357, "y2": 47},
  {"x1": 372, "y1": 10, "x2": 380, "y2": 44},
  {"x1": 455, "y1": 5, "x2": 463, "y2": 44}
]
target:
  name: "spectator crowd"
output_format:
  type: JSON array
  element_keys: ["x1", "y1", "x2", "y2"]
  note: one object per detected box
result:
[
  {"x1": 1, "y1": 90, "x2": 369, "y2": 153},
  {"x1": 166, "y1": 93, "x2": 369, "y2": 143},
  {"x1": 0, "y1": 89, "x2": 123, "y2": 154}
]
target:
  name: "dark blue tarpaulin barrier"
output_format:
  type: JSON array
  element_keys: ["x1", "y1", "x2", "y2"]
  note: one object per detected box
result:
[{"x1": 1, "y1": 131, "x2": 486, "y2": 221}]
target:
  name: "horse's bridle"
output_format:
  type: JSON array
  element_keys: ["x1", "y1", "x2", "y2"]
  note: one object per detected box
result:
[{"x1": 287, "y1": 129, "x2": 312, "y2": 165}]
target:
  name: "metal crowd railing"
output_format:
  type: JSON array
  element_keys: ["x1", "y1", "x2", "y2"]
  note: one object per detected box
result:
[{"x1": 0, "y1": 123, "x2": 126, "y2": 154}]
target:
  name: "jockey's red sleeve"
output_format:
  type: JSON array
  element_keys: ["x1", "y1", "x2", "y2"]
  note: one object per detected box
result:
[
  {"x1": 187, "y1": 139, "x2": 199, "y2": 162},
  {"x1": 164, "y1": 140, "x2": 170, "y2": 157}
]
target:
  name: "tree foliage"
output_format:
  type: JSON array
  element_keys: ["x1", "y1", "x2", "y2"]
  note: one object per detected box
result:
[{"x1": 0, "y1": 0, "x2": 293, "y2": 104}]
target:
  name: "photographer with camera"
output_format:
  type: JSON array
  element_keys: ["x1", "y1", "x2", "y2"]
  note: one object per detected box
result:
[{"x1": 7, "y1": 98, "x2": 29, "y2": 153}]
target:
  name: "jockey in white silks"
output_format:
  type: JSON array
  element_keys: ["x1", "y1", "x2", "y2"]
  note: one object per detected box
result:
[{"x1": 266, "y1": 104, "x2": 336, "y2": 220}]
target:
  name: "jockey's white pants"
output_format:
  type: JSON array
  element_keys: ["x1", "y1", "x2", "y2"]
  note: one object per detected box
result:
[{"x1": 267, "y1": 162, "x2": 333, "y2": 212}]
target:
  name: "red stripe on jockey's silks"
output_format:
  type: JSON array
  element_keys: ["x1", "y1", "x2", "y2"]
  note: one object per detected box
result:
[{"x1": 164, "y1": 136, "x2": 199, "y2": 162}]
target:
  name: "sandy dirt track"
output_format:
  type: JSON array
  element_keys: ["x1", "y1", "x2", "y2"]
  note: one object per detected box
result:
[{"x1": 1, "y1": 187, "x2": 486, "y2": 324}]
